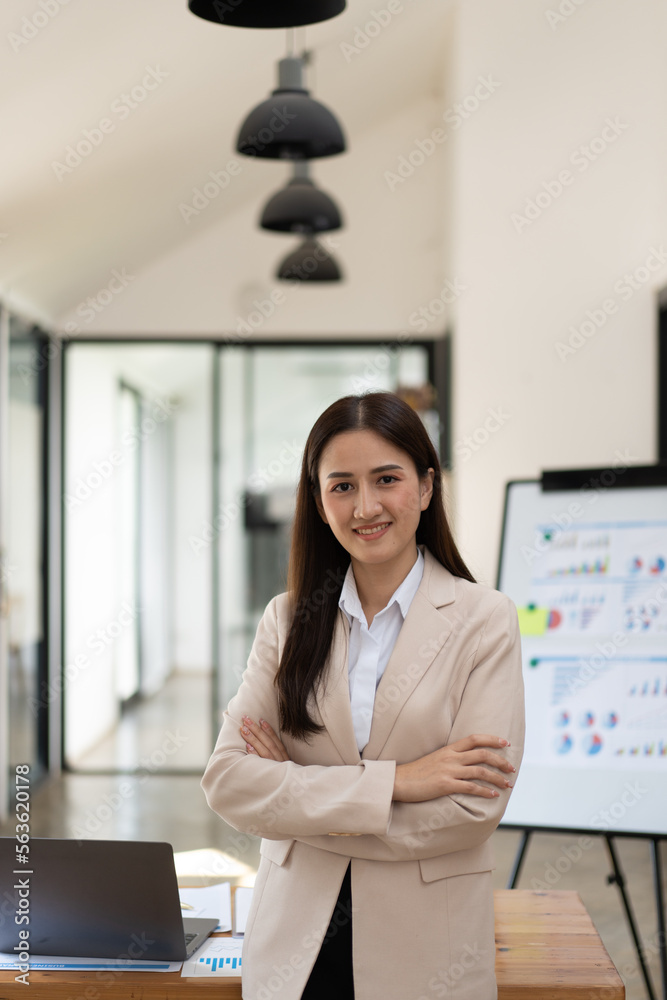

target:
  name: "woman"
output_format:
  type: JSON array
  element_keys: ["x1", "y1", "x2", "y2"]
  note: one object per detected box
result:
[{"x1": 201, "y1": 391, "x2": 525, "y2": 1000}]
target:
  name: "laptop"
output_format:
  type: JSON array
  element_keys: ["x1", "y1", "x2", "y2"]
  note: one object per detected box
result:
[{"x1": 0, "y1": 838, "x2": 219, "y2": 961}]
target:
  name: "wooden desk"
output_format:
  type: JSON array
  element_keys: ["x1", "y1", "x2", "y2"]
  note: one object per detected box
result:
[
  {"x1": 0, "y1": 890, "x2": 624, "y2": 999},
  {"x1": 494, "y1": 890, "x2": 624, "y2": 999}
]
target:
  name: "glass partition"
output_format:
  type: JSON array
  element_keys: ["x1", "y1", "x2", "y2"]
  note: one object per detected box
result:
[
  {"x1": 62, "y1": 339, "x2": 436, "y2": 770},
  {"x1": 64, "y1": 343, "x2": 213, "y2": 772}
]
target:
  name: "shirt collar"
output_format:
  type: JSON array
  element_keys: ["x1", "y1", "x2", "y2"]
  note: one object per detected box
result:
[{"x1": 339, "y1": 547, "x2": 424, "y2": 626}]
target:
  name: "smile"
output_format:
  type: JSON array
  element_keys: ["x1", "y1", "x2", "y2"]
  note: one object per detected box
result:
[{"x1": 353, "y1": 522, "x2": 391, "y2": 536}]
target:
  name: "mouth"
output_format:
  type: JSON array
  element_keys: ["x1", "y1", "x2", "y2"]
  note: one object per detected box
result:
[{"x1": 353, "y1": 522, "x2": 391, "y2": 537}]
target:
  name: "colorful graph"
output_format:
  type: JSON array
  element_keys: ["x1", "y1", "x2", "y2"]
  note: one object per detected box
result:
[
  {"x1": 629, "y1": 678, "x2": 664, "y2": 696},
  {"x1": 624, "y1": 604, "x2": 656, "y2": 631},
  {"x1": 199, "y1": 955, "x2": 241, "y2": 972},
  {"x1": 627, "y1": 554, "x2": 666, "y2": 576},
  {"x1": 603, "y1": 712, "x2": 619, "y2": 728},
  {"x1": 555, "y1": 734, "x2": 573, "y2": 754},
  {"x1": 580, "y1": 603, "x2": 604, "y2": 629},
  {"x1": 548, "y1": 556, "x2": 609, "y2": 577},
  {"x1": 548, "y1": 609, "x2": 563, "y2": 629},
  {"x1": 615, "y1": 741, "x2": 667, "y2": 757},
  {"x1": 579, "y1": 711, "x2": 595, "y2": 727},
  {"x1": 581, "y1": 533, "x2": 610, "y2": 550},
  {"x1": 555, "y1": 710, "x2": 570, "y2": 727},
  {"x1": 583, "y1": 733, "x2": 603, "y2": 755}
]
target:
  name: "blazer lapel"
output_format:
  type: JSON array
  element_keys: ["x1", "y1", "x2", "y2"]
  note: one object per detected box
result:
[
  {"x1": 315, "y1": 608, "x2": 361, "y2": 764},
  {"x1": 363, "y1": 549, "x2": 458, "y2": 760}
]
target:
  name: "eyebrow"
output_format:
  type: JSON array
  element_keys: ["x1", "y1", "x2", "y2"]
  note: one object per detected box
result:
[{"x1": 326, "y1": 464, "x2": 404, "y2": 479}]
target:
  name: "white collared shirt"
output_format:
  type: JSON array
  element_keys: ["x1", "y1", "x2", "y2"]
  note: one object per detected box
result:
[{"x1": 339, "y1": 548, "x2": 425, "y2": 752}]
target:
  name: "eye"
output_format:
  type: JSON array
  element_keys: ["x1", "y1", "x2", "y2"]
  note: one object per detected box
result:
[
  {"x1": 331, "y1": 482, "x2": 353, "y2": 492},
  {"x1": 378, "y1": 475, "x2": 398, "y2": 484}
]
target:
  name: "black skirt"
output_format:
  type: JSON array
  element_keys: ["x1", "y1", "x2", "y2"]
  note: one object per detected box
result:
[{"x1": 300, "y1": 862, "x2": 354, "y2": 1000}]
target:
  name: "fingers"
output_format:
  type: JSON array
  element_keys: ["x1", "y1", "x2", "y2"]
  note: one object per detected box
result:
[
  {"x1": 450, "y1": 733, "x2": 511, "y2": 753},
  {"x1": 458, "y1": 781, "x2": 502, "y2": 799},
  {"x1": 444, "y1": 736, "x2": 515, "y2": 774},
  {"x1": 240, "y1": 716, "x2": 290, "y2": 761},
  {"x1": 257, "y1": 718, "x2": 290, "y2": 760},
  {"x1": 446, "y1": 765, "x2": 513, "y2": 797},
  {"x1": 240, "y1": 716, "x2": 272, "y2": 757},
  {"x1": 241, "y1": 716, "x2": 276, "y2": 757},
  {"x1": 456, "y1": 747, "x2": 516, "y2": 774},
  {"x1": 463, "y1": 765, "x2": 514, "y2": 790}
]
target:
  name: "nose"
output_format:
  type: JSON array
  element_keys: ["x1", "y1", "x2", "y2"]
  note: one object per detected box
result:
[{"x1": 353, "y1": 482, "x2": 383, "y2": 521}]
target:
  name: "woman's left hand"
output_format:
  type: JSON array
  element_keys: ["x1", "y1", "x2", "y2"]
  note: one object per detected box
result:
[{"x1": 240, "y1": 716, "x2": 290, "y2": 761}]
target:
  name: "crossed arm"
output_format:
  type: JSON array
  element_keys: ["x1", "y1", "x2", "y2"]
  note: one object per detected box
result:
[
  {"x1": 241, "y1": 716, "x2": 516, "y2": 802},
  {"x1": 202, "y1": 593, "x2": 525, "y2": 860}
]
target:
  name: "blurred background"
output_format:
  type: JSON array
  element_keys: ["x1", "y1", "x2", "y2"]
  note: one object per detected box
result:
[{"x1": 0, "y1": 1, "x2": 665, "y2": 996}]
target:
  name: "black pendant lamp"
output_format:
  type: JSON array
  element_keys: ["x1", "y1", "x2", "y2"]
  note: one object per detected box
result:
[
  {"x1": 261, "y1": 161, "x2": 342, "y2": 233},
  {"x1": 188, "y1": 0, "x2": 345, "y2": 29},
  {"x1": 236, "y1": 57, "x2": 346, "y2": 160},
  {"x1": 277, "y1": 238, "x2": 342, "y2": 282}
]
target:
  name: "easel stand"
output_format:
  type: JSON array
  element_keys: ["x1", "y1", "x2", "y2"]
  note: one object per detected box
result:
[{"x1": 507, "y1": 828, "x2": 667, "y2": 1000}]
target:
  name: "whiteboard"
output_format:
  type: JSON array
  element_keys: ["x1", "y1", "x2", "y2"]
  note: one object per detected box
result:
[{"x1": 497, "y1": 468, "x2": 667, "y2": 836}]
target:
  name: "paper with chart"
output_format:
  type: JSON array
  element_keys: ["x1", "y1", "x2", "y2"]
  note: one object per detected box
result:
[{"x1": 181, "y1": 936, "x2": 243, "y2": 977}]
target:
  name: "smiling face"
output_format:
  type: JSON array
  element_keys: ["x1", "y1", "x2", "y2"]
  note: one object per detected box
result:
[{"x1": 315, "y1": 428, "x2": 434, "y2": 578}]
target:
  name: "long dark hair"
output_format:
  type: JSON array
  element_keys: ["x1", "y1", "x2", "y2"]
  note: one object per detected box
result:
[{"x1": 276, "y1": 391, "x2": 475, "y2": 739}]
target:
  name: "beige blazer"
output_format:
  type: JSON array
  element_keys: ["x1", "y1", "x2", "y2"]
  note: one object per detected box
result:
[{"x1": 202, "y1": 547, "x2": 525, "y2": 1000}]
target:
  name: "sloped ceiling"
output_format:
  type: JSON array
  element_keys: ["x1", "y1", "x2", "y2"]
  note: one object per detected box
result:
[{"x1": 0, "y1": 0, "x2": 454, "y2": 327}]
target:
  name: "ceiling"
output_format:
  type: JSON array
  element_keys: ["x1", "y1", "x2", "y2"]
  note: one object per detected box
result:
[{"x1": 0, "y1": 0, "x2": 454, "y2": 327}]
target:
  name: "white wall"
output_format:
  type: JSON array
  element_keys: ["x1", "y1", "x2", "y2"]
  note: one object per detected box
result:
[
  {"x1": 64, "y1": 347, "x2": 122, "y2": 762},
  {"x1": 172, "y1": 359, "x2": 212, "y2": 672},
  {"x1": 450, "y1": 0, "x2": 666, "y2": 586}
]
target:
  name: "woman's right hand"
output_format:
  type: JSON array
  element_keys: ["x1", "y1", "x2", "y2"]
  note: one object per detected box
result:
[{"x1": 392, "y1": 734, "x2": 515, "y2": 803}]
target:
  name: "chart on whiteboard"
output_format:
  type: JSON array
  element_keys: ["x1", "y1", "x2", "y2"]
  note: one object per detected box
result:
[
  {"x1": 520, "y1": 652, "x2": 667, "y2": 768},
  {"x1": 498, "y1": 478, "x2": 667, "y2": 834},
  {"x1": 512, "y1": 518, "x2": 667, "y2": 771},
  {"x1": 523, "y1": 522, "x2": 667, "y2": 636}
]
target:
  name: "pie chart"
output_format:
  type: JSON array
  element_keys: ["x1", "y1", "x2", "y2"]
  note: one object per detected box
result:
[
  {"x1": 548, "y1": 608, "x2": 563, "y2": 629},
  {"x1": 583, "y1": 733, "x2": 603, "y2": 755}
]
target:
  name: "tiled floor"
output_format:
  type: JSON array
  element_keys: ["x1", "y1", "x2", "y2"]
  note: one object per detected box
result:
[
  {"x1": 3, "y1": 674, "x2": 665, "y2": 999},
  {"x1": 70, "y1": 673, "x2": 213, "y2": 772}
]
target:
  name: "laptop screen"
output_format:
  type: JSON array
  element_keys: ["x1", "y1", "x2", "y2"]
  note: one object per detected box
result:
[{"x1": 0, "y1": 838, "x2": 191, "y2": 960}]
